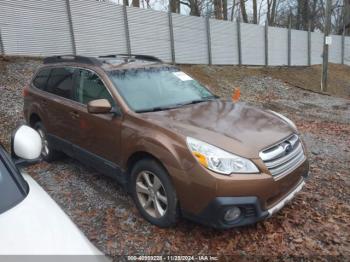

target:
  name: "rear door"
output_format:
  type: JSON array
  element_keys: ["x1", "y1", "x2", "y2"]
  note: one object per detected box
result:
[
  {"x1": 43, "y1": 67, "x2": 80, "y2": 156},
  {"x1": 26, "y1": 68, "x2": 52, "y2": 126},
  {"x1": 71, "y1": 68, "x2": 123, "y2": 176}
]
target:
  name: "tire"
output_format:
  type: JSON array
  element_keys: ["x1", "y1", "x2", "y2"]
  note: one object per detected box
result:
[
  {"x1": 34, "y1": 122, "x2": 62, "y2": 162},
  {"x1": 130, "y1": 158, "x2": 179, "y2": 228}
]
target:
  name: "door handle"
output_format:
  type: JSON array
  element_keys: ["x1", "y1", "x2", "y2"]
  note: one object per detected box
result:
[{"x1": 69, "y1": 111, "x2": 80, "y2": 119}]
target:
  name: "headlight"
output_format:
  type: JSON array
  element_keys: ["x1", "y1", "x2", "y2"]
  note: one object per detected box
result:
[
  {"x1": 186, "y1": 137, "x2": 259, "y2": 175},
  {"x1": 269, "y1": 110, "x2": 297, "y2": 131}
]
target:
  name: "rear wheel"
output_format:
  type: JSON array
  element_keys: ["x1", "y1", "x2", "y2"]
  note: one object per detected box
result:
[
  {"x1": 130, "y1": 159, "x2": 179, "y2": 227},
  {"x1": 34, "y1": 122, "x2": 62, "y2": 162}
]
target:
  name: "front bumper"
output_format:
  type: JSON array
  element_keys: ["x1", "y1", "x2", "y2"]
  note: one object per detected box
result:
[
  {"x1": 183, "y1": 177, "x2": 306, "y2": 229},
  {"x1": 267, "y1": 179, "x2": 305, "y2": 217}
]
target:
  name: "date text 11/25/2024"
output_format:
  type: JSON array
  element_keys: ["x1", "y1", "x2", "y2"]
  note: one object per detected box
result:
[{"x1": 127, "y1": 255, "x2": 218, "y2": 261}]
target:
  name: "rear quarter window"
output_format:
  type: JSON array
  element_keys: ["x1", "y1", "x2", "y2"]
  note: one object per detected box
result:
[{"x1": 32, "y1": 68, "x2": 51, "y2": 90}]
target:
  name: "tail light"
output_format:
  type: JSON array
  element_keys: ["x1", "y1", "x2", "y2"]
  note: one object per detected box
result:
[{"x1": 23, "y1": 84, "x2": 29, "y2": 97}]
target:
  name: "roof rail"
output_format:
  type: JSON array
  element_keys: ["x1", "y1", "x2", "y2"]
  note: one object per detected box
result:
[
  {"x1": 43, "y1": 55, "x2": 102, "y2": 66},
  {"x1": 99, "y1": 54, "x2": 163, "y2": 63}
]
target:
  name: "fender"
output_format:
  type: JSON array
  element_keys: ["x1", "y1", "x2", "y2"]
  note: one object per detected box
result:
[{"x1": 122, "y1": 133, "x2": 190, "y2": 173}]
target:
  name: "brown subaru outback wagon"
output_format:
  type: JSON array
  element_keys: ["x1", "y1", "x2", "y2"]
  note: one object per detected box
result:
[{"x1": 24, "y1": 55, "x2": 309, "y2": 229}]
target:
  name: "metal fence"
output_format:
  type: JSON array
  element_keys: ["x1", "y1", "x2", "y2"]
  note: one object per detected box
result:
[{"x1": 0, "y1": 0, "x2": 349, "y2": 66}]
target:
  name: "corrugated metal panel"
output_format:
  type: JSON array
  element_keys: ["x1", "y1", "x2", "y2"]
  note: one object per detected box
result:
[
  {"x1": 0, "y1": 0, "x2": 72, "y2": 56},
  {"x1": 241, "y1": 23, "x2": 265, "y2": 65},
  {"x1": 344, "y1": 37, "x2": 350, "y2": 66},
  {"x1": 268, "y1": 26, "x2": 288, "y2": 65},
  {"x1": 127, "y1": 7, "x2": 171, "y2": 63},
  {"x1": 0, "y1": 0, "x2": 346, "y2": 66},
  {"x1": 329, "y1": 35, "x2": 342, "y2": 64},
  {"x1": 70, "y1": 0, "x2": 127, "y2": 56},
  {"x1": 210, "y1": 19, "x2": 238, "y2": 65},
  {"x1": 172, "y1": 13, "x2": 208, "y2": 64},
  {"x1": 291, "y1": 29, "x2": 308, "y2": 65},
  {"x1": 311, "y1": 32, "x2": 323, "y2": 65}
]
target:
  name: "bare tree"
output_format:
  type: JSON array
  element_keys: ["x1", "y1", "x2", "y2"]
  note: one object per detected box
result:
[
  {"x1": 230, "y1": 0, "x2": 237, "y2": 21},
  {"x1": 344, "y1": 0, "x2": 350, "y2": 34},
  {"x1": 213, "y1": 0, "x2": 223, "y2": 19},
  {"x1": 144, "y1": 0, "x2": 151, "y2": 8},
  {"x1": 223, "y1": 0, "x2": 228, "y2": 20},
  {"x1": 239, "y1": 0, "x2": 248, "y2": 22},
  {"x1": 295, "y1": 0, "x2": 310, "y2": 30},
  {"x1": 148, "y1": 0, "x2": 348, "y2": 34},
  {"x1": 253, "y1": 0, "x2": 257, "y2": 23},
  {"x1": 180, "y1": 0, "x2": 203, "y2": 16},
  {"x1": 310, "y1": 0, "x2": 318, "y2": 31},
  {"x1": 169, "y1": 0, "x2": 180, "y2": 13},
  {"x1": 132, "y1": 0, "x2": 140, "y2": 7},
  {"x1": 258, "y1": 0, "x2": 265, "y2": 23},
  {"x1": 267, "y1": 0, "x2": 278, "y2": 25}
]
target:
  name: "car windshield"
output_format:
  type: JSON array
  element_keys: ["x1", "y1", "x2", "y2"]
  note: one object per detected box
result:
[
  {"x1": 0, "y1": 146, "x2": 29, "y2": 214},
  {"x1": 109, "y1": 67, "x2": 217, "y2": 112}
]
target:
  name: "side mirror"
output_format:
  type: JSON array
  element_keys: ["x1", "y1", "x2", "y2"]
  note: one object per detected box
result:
[
  {"x1": 87, "y1": 99, "x2": 112, "y2": 114},
  {"x1": 11, "y1": 125, "x2": 42, "y2": 166}
]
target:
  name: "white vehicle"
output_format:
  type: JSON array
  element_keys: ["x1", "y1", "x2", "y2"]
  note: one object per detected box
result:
[{"x1": 0, "y1": 125, "x2": 107, "y2": 259}]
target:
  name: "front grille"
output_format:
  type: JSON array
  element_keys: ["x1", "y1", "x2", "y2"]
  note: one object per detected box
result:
[{"x1": 259, "y1": 134, "x2": 306, "y2": 180}]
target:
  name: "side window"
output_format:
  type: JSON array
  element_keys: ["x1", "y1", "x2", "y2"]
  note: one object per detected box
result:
[
  {"x1": 47, "y1": 67, "x2": 75, "y2": 99},
  {"x1": 75, "y1": 69, "x2": 115, "y2": 106},
  {"x1": 33, "y1": 68, "x2": 51, "y2": 90}
]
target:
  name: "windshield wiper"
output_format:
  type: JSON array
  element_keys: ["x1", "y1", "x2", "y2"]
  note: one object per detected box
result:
[
  {"x1": 135, "y1": 96, "x2": 219, "y2": 113},
  {"x1": 135, "y1": 105, "x2": 178, "y2": 113},
  {"x1": 177, "y1": 96, "x2": 219, "y2": 107}
]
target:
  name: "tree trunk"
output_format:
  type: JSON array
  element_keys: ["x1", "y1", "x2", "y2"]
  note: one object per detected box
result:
[
  {"x1": 301, "y1": 0, "x2": 309, "y2": 30},
  {"x1": 223, "y1": 0, "x2": 228, "y2": 20},
  {"x1": 270, "y1": 0, "x2": 277, "y2": 25},
  {"x1": 123, "y1": 0, "x2": 129, "y2": 6},
  {"x1": 170, "y1": 0, "x2": 181, "y2": 13},
  {"x1": 253, "y1": 0, "x2": 257, "y2": 24},
  {"x1": 231, "y1": 0, "x2": 236, "y2": 21},
  {"x1": 239, "y1": 0, "x2": 248, "y2": 23},
  {"x1": 132, "y1": 0, "x2": 140, "y2": 7},
  {"x1": 219, "y1": 0, "x2": 223, "y2": 19},
  {"x1": 344, "y1": 0, "x2": 350, "y2": 34},
  {"x1": 214, "y1": 0, "x2": 223, "y2": 19},
  {"x1": 190, "y1": 0, "x2": 200, "y2": 16},
  {"x1": 266, "y1": 0, "x2": 272, "y2": 24},
  {"x1": 169, "y1": 0, "x2": 176, "y2": 13},
  {"x1": 310, "y1": 0, "x2": 318, "y2": 31},
  {"x1": 296, "y1": 0, "x2": 302, "y2": 29}
]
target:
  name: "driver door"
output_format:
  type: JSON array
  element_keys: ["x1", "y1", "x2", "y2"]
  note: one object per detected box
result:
[{"x1": 71, "y1": 68, "x2": 123, "y2": 177}]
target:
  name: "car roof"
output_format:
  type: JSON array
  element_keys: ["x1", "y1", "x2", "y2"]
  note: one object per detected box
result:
[{"x1": 42, "y1": 54, "x2": 176, "y2": 72}]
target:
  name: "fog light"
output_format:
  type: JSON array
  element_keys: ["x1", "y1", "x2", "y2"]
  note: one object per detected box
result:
[{"x1": 224, "y1": 207, "x2": 241, "y2": 222}]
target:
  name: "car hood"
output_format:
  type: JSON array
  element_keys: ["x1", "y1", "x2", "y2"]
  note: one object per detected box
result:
[
  {"x1": 0, "y1": 174, "x2": 106, "y2": 257},
  {"x1": 142, "y1": 100, "x2": 294, "y2": 158}
]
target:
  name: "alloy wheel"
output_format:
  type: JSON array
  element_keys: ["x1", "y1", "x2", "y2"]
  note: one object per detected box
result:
[
  {"x1": 36, "y1": 128, "x2": 49, "y2": 157},
  {"x1": 136, "y1": 171, "x2": 168, "y2": 218}
]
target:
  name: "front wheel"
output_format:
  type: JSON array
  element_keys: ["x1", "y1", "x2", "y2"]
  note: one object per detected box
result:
[
  {"x1": 34, "y1": 122, "x2": 62, "y2": 162},
  {"x1": 130, "y1": 159, "x2": 179, "y2": 228}
]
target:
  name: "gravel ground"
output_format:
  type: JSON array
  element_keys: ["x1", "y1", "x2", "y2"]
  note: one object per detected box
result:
[{"x1": 0, "y1": 58, "x2": 349, "y2": 259}]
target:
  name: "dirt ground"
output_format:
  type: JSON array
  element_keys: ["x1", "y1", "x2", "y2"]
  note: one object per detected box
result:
[
  {"x1": 181, "y1": 63, "x2": 350, "y2": 99},
  {"x1": 0, "y1": 57, "x2": 349, "y2": 260}
]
